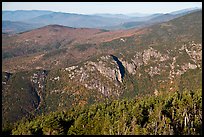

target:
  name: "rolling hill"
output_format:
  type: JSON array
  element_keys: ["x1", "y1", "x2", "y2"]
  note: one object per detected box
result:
[{"x1": 2, "y1": 8, "x2": 200, "y2": 34}]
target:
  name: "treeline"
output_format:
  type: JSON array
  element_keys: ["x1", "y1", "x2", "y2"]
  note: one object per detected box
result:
[{"x1": 9, "y1": 89, "x2": 202, "y2": 135}]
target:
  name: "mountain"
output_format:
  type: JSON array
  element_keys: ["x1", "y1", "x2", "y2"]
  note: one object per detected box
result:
[
  {"x1": 125, "y1": 12, "x2": 151, "y2": 17},
  {"x1": 151, "y1": 8, "x2": 201, "y2": 22},
  {"x1": 2, "y1": 10, "x2": 53, "y2": 21},
  {"x1": 105, "y1": 9, "x2": 201, "y2": 30},
  {"x1": 2, "y1": 8, "x2": 200, "y2": 34},
  {"x1": 129, "y1": 13, "x2": 163, "y2": 21},
  {"x1": 2, "y1": 21, "x2": 44, "y2": 34},
  {"x1": 2, "y1": 24, "x2": 106, "y2": 61},
  {"x1": 23, "y1": 12, "x2": 126, "y2": 28},
  {"x1": 2, "y1": 24, "x2": 143, "y2": 68},
  {"x1": 2, "y1": 10, "x2": 202, "y2": 134},
  {"x1": 170, "y1": 7, "x2": 201, "y2": 15},
  {"x1": 93, "y1": 13, "x2": 131, "y2": 19}
]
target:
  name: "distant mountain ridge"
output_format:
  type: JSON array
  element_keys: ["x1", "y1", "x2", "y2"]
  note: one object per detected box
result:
[
  {"x1": 170, "y1": 7, "x2": 201, "y2": 15},
  {"x1": 2, "y1": 7, "x2": 201, "y2": 33},
  {"x1": 23, "y1": 12, "x2": 127, "y2": 28},
  {"x1": 102, "y1": 8, "x2": 201, "y2": 30},
  {"x1": 2, "y1": 10, "x2": 53, "y2": 21},
  {"x1": 2, "y1": 20, "x2": 44, "y2": 34}
]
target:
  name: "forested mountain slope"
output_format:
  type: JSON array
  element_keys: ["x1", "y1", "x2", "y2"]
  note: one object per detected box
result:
[{"x1": 10, "y1": 89, "x2": 202, "y2": 135}]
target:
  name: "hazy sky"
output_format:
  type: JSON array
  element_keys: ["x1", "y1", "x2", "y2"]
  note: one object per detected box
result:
[{"x1": 2, "y1": 2, "x2": 202, "y2": 14}]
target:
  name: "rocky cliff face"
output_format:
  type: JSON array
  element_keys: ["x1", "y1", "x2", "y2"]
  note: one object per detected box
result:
[
  {"x1": 44, "y1": 38, "x2": 201, "y2": 99},
  {"x1": 30, "y1": 70, "x2": 48, "y2": 110},
  {"x1": 58, "y1": 55, "x2": 123, "y2": 97}
]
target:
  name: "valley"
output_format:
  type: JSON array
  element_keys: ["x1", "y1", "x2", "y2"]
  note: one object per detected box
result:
[{"x1": 1, "y1": 8, "x2": 202, "y2": 135}]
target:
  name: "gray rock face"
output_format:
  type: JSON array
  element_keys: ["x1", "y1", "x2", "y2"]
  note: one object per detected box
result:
[
  {"x1": 148, "y1": 66, "x2": 161, "y2": 77},
  {"x1": 143, "y1": 47, "x2": 169, "y2": 64},
  {"x1": 87, "y1": 60, "x2": 118, "y2": 82},
  {"x1": 174, "y1": 42, "x2": 202, "y2": 76},
  {"x1": 61, "y1": 55, "x2": 123, "y2": 97},
  {"x1": 121, "y1": 60, "x2": 137, "y2": 75}
]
